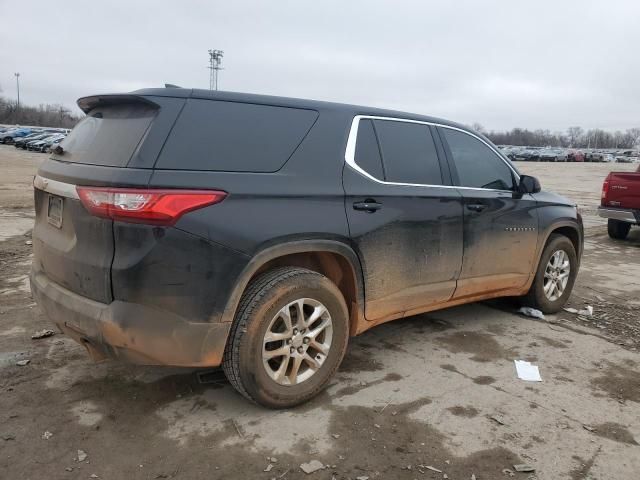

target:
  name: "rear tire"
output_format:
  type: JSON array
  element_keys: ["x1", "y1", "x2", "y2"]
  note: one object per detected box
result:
[
  {"x1": 522, "y1": 234, "x2": 578, "y2": 314},
  {"x1": 608, "y1": 219, "x2": 631, "y2": 240},
  {"x1": 223, "y1": 267, "x2": 349, "y2": 408}
]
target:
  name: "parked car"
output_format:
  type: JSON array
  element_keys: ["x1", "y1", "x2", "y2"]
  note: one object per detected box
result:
[
  {"x1": 539, "y1": 148, "x2": 568, "y2": 162},
  {"x1": 615, "y1": 151, "x2": 639, "y2": 163},
  {"x1": 15, "y1": 133, "x2": 50, "y2": 149},
  {"x1": 30, "y1": 88, "x2": 583, "y2": 407},
  {"x1": 1, "y1": 127, "x2": 32, "y2": 144},
  {"x1": 35, "y1": 134, "x2": 66, "y2": 152},
  {"x1": 514, "y1": 148, "x2": 541, "y2": 161},
  {"x1": 27, "y1": 134, "x2": 64, "y2": 151},
  {"x1": 567, "y1": 150, "x2": 585, "y2": 162},
  {"x1": 598, "y1": 165, "x2": 640, "y2": 239}
]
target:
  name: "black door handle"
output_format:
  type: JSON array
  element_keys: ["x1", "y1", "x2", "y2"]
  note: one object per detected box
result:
[
  {"x1": 466, "y1": 203, "x2": 488, "y2": 212},
  {"x1": 353, "y1": 200, "x2": 382, "y2": 213}
]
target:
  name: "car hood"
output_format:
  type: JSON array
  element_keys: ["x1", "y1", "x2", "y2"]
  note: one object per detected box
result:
[{"x1": 533, "y1": 190, "x2": 575, "y2": 207}]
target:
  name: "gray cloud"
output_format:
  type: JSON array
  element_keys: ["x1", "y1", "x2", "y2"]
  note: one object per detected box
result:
[{"x1": 1, "y1": 0, "x2": 638, "y2": 131}]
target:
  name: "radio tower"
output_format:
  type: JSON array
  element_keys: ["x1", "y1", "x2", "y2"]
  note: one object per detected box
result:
[{"x1": 208, "y1": 49, "x2": 224, "y2": 90}]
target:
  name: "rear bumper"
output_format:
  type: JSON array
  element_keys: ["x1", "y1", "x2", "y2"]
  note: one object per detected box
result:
[
  {"x1": 597, "y1": 207, "x2": 639, "y2": 223},
  {"x1": 30, "y1": 270, "x2": 231, "y2": 367}
]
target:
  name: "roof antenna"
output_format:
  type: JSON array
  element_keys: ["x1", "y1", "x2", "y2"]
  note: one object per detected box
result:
[{"x1": 164, "y1": 83, "x2": 181, "y2": 88}]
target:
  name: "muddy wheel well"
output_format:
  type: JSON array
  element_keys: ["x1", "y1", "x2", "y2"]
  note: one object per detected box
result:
[
  {"x1": 549, "y1": 226, "x2": 581, "y2": 258},
  {"x1": 253, "y1": 251, "x2": 360, "y2": 335}
]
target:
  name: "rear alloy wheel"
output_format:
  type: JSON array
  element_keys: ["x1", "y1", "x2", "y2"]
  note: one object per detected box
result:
[
  {"x1": 223, "y1": 267, "x2": 349, "y2": 408},
  {"x1": 607, "y1": 219, "x2": 631, "y2": 240},
  {"x1": 523, "y1": 234, "x2": 578, "y2": 313}
]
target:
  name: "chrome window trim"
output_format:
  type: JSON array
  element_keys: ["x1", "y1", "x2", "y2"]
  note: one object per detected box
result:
[
  {"x1": 344, "y1": 115, "x2": 520, "y2": 192},
  {"x1": 33, "y1": 175, "x2": 79, "y2": 199}
]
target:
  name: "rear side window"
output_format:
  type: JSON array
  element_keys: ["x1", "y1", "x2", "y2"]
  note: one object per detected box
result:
[
  {"x1": 442, "y1": 128, "x2": 514, "y2": 190},
  {"x1": 354, "y1": 119, "x2": 384, "y2": 180},
  {"x1": 155, "y1": 99, "x2": 318, "y2": 172},
  {"x1": 373, "y1": 120, "x2": 443, "y2": 185},
  {"x1": 55, "y1": 104, "x2": 156, "y2": 167}
]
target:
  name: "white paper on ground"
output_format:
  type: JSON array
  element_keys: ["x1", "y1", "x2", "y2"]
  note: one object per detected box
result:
[{"x1": 514, "y1": 360, "x2": 542, "y2": 382}]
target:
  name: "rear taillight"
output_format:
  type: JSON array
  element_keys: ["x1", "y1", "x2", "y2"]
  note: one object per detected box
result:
[
  {"x1": 601, "y1": 180, "x2": 609, "y2": 204},
  {"x1": 76, "y1": 187, "x2": 227, "y2": 226}
]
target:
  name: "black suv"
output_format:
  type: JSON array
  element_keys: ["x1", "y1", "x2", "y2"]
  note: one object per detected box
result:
[{"x1": 31, "y1": 88, "x2": 583, "y2": 408}]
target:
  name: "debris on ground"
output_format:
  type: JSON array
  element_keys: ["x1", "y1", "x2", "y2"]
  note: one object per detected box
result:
[
  {"x1": 264, "y1": 464, "x2": 273, "y2": 472},
  {"x1": 577, "y1": 306, "x2": 594, "y2": 317},
  {"x1": 65, "y1": 467, "x2": 73, "y2": 472},
  {"x1": 583, "y1": 425, "x2": 596, "y2": 432},
  {"x1": 563, "y1": 307, "x2": 578, "y2": 314},
  {"x1": 471, "y1": 474, "x2": 477, "y2": 480},
  {"x1": 25, "y1": 240, "x2": 32, "y2": 246},
  {"x1": 502, "y1": 468, "x2": 515, "y2": 477},
  {"x1": 356, "y1": 476, "x2": 369, "y2": 480},
  {"x1": 518, "y1": 307, "x2": 545, "y2": 320},
  {"x1": 490, "y1": 415, "x2": 506, "y2": 426},
  {"x1": 300, "y1": 460, "x2": 324, "y2": 474},
  {"x1": 42, "y1": 431, "x2": 53, "y2": 440},
  {"x1": 2, "y1": 434, "x2": 15, "y2": 441},
  {"x1": 90, "y1": 475, "x2": 99, "y2": 479},
  {"x1": 513, "y1": 464, "x2": 536, "y2": 472},
  {"x1": 269, "y1": 457, "x2": 278, "y2": 463},
  {"x1": 16, "y1": 359, "x2": 30, "y2": 366},
  {"x1": 423, "y1": 465, "x2": 442, "y2": 473},
  {"x1": 514, "y1": 360, "x2": 542, "y2": 382},
  {"x1": 331, "y1": 434, "x2": 341, "y2": 439},
  {"x1": 31, "y1": 329, "x2": 55, "y2": 339},
  {"x1": 77, "y1": 450, "x2": 88, "y2": 462}
]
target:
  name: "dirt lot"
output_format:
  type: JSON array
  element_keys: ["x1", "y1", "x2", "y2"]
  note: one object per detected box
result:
[{"x1": 1, "y1": 145, "x2": 638, "y2": 480}]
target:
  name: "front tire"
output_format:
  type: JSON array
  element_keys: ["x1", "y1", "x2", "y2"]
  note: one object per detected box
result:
[
  {"x1": 522, "y1": 234, "x2": 578, "y2": 313},
  {"x1": 223, "y1": 267, "x2": 349, "y2": 408},
  {"x1": 608, "y1": 219, "x2": 631, "y2": 240}
]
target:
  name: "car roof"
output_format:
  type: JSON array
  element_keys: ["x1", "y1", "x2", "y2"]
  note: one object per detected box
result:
[{"x1": 79, "y1": 87, "x2": 473, "y2": 133}]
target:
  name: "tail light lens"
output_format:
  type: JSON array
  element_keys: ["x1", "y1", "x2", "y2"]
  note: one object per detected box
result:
[
  {"x1": 601, "y1": 180, "x2": 609, "y2": 203},
  {"x1": 76, "y1": 187, "x2": 227, "y2": 226}
]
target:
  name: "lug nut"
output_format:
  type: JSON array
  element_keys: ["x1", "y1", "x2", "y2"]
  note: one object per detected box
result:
[
  {"x1": 297, "y1": 347, "x2": 304, "y2": 354},
  {"x1": 287, "y1": 339, "x2": 292, "y2": 345},
  {"x1": 293, "y1": 328, "x2": 298, "y2": 335},
  {"x1": 303, "y1": 337, "x2": 310, "y2": 344},
  {"x1": 290, "y1": 346, "x2": 295, "y2": 354}
]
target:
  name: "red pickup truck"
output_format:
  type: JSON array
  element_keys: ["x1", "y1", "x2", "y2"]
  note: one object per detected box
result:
[{"x1": 598, "y1": 164, "x2": 640, "y2": 239}]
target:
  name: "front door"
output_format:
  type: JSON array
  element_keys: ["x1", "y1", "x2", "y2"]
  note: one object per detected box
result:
[
  {"x1": 343, "y1": 117, "x2": 464, "y2": 320},
  {"x1": 437, "y1": 127, "x2": 539, "y2": 298}
]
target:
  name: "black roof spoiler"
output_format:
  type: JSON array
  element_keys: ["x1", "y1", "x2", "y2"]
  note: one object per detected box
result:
[{"x1": 76, "y1": 94, "x2": 160, "y2": 114}]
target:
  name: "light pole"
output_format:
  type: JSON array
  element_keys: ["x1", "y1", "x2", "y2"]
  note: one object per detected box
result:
[
  {"x1": 208, "y1": 50, "x2": 224, "y2": 90},
  {"x1": 14, "y1": 72, "x2": 20, "y2": 109}
]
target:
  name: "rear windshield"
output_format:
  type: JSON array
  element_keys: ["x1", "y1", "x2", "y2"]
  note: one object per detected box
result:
[
  {"x1": 155, "y1": 99, "x2": 318, "y2": 172},
  {"x1": 52, "y1": 103, "x2": 156, "y2": 167}
]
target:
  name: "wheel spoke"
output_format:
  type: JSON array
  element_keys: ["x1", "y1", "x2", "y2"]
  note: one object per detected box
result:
[
  {"x1": 274, "y1": 355, "x2": 291, "y2": 383},
  {"x1": 305, "y1": 304, "x2": 327, "y2": 328},
  {"x1": 308, "y1": 318, "x2": 331, "y2": 339},
  {"x1": 264, "y1": 331, "x2": 290, "y2": 343},
  {"x1": 544, "y1": 279, "x2": 554, "y2": 295},
  {"x1": 303, "y1": 353, "x2": 321, "y2": 370},
  {"x1": 264, "y1": 345, "x2": 290, "y2": 359},
  {"x1": 310, "y1": 339, "x2": 330, "y2": 355},
  {"x1": 288, "y1": 355, "x2": 304, "y2": 384},
  {"x1": 278, "y1": 306, "x2": 293, "y2": 333}
]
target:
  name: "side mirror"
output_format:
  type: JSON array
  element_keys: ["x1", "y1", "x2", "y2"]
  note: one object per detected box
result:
[{"x1": 518, "y1": 175, "x2": 541, "y2": 194}]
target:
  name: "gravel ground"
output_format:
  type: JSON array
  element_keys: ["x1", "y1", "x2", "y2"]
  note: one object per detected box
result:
[{"x1": 0, "y1": 145, "x2": 638, "y2": 479}]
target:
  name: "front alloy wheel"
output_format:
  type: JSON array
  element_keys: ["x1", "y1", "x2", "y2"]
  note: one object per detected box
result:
[{"x1": 543, "y1": 250, "x2": 570, "y2": 301}]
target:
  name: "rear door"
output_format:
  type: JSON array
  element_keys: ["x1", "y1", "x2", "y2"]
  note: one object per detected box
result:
[
  {"x1": 437, "y1": 127, "x2": 539, "y2": 298},
  {"x1": 343, "y1": 117, "x2": 463, "y2": 321}
]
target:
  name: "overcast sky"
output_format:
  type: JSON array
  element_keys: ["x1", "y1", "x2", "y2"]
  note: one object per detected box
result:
[{"x1": 1, "y1": 0, "x2": 638, "y2": 131}]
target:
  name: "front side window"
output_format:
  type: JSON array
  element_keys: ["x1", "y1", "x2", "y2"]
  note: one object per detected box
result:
[
  {"x1": 373, "y1": 120, "x2": 443, "y2": 185},
  {"x1": 442, "y1": 128, "x2": 514, "y2": 190}
]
